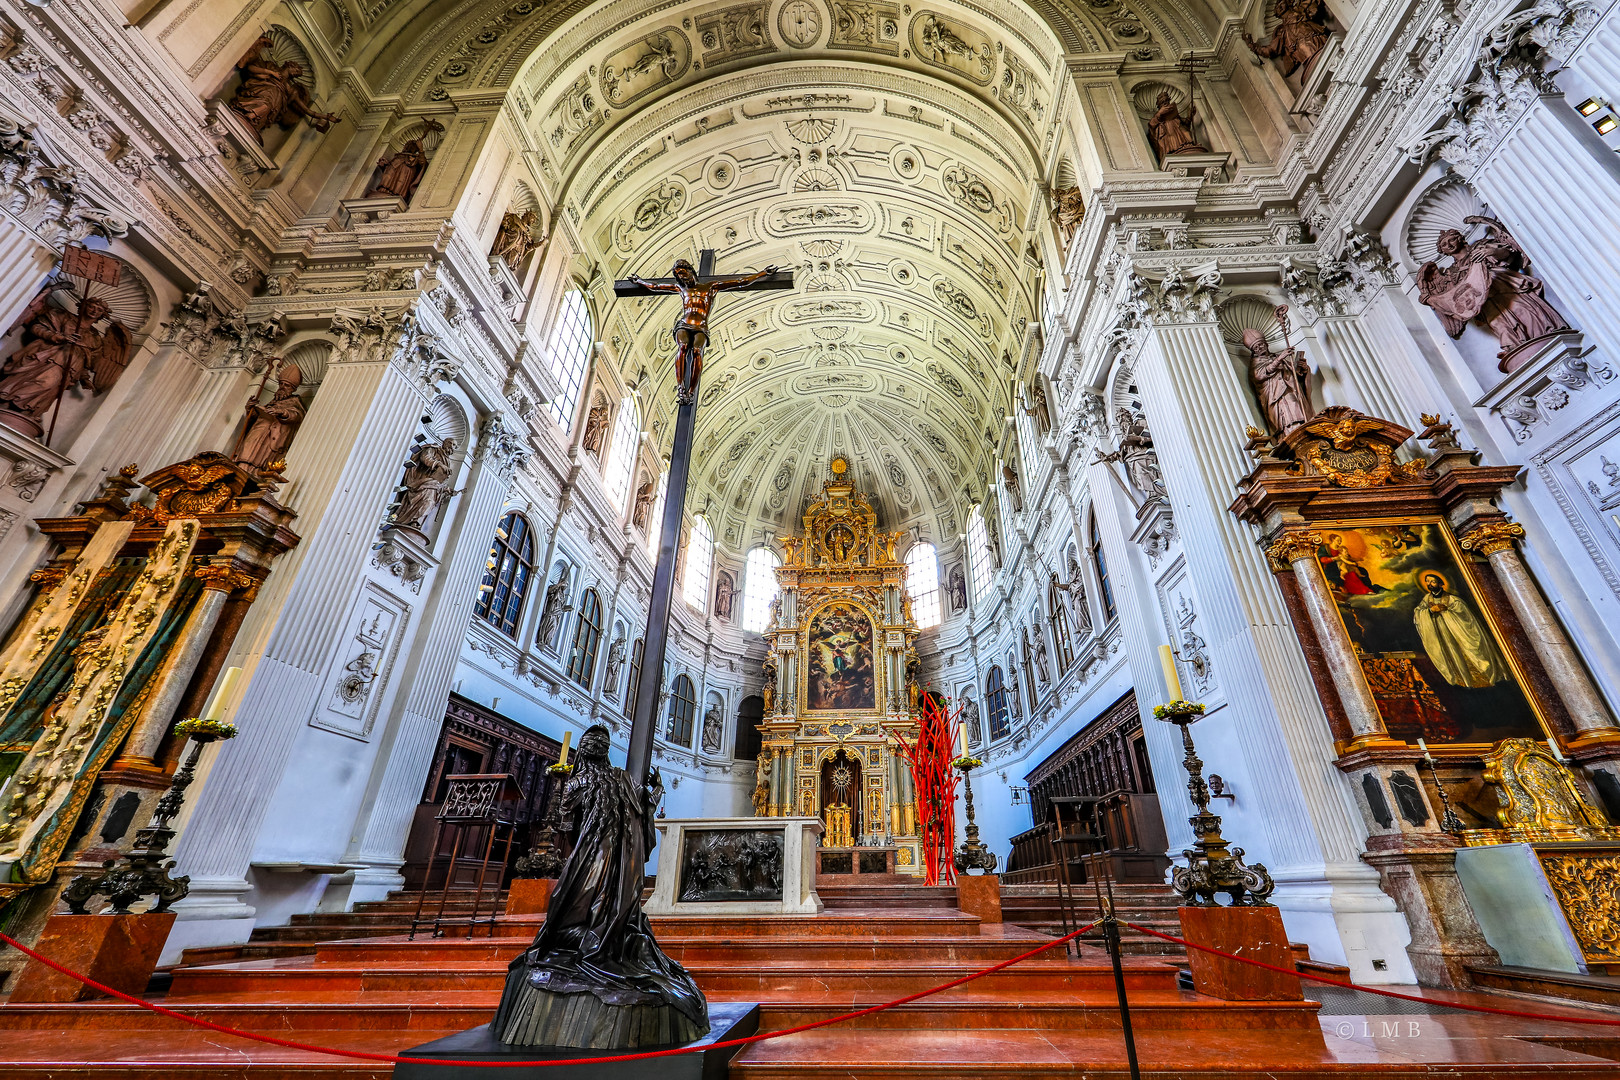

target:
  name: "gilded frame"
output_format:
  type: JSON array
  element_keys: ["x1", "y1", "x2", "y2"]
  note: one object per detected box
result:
[
  {"x1": 799, "y1": 598, "x2": 884, "y2": 716},
  {"x1": 1312, "y1": 515, "x2": 1554, "y2": 750}
]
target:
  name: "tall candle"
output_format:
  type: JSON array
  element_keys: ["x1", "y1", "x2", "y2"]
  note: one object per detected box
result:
[
  {"x1": 1158, "y1": 645, "x2": 1183, "y2": 702},
  {"x1": 1547, "y1": 737, "x2": 1566, "y2": 763},
  {"x1": 559, "y1": 730, "x2": 572, "y2": 767},
  {"x1": 958, "y1": 718, "x2": 970, "y2": 756},
  {"x1": 202, "y1": 666, "x2": 241, "y2": 722}
]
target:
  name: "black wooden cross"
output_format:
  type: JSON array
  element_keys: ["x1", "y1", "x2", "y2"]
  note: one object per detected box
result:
[{"x1": 615, "y1": 250, "x2": 794, "y2": 784}]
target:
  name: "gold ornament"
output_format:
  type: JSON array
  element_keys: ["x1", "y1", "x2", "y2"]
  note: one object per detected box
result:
[
  {"x1": 1460, "y1": 519, "x2": 1526, "y2": 557},
  {"x1": 1540, "y1": 853, "x2": 1620, "y2": 964},
  {"x1": 1266, "y1": 531, "x2": 1324, "y2": 567},
  {"x1": 1462, "y1": 737, "x2": 1620, "y2": 845}
]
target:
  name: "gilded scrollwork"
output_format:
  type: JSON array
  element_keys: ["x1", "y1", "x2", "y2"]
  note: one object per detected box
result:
[
  {"x1": 1540, "y1": 853, "x2": 1620, "y2": 964},
  {"x1": 1459, "y1": 519, "x2": 1526, "y2": 557}
]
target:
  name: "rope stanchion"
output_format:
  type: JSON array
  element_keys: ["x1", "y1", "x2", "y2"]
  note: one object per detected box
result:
[
  {"x1": 0, "y1": 921, "x2": 1097, "y2": 1068},
  {"x1": 1124, "y1": 921, "x2": 1620, "y2": 1027}
]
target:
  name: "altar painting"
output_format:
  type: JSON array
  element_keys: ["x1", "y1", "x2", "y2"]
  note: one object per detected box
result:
[
  {"x1": 1317, "y1": 521, "x2": 1543, "y2": 745},
  {"x1": 806, "y1": 604, "x2": 875, "y2": 711}
]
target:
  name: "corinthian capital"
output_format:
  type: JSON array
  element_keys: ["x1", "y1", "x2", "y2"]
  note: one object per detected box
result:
[
  {"x1": 1266, "y1": 531, "x2": 1324, "y2": 567},
  {"x1": 1460, "y1": 519, "x2": 1525, "y2": 556}
]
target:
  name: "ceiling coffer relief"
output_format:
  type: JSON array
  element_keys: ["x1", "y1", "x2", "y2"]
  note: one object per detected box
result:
[
  {"x1": 940, "y1": 162, "x2": 1014, "y2": 234},
  {"x1": 599, "y1": 29, "x2": 691, "y2": 108},
  {"x1": 828, "y1": 0, "x2": 903, "y2": 54},
  {"x1": 768, "y1": 202, "x2": 872, "y2": 232},
  {"x1": 611, "y1": 178, "x2": 685, "y2": 250},
  {"x1": 695, "y1": 2, "x2": 776, "y2": 62},
  {"x1": 910, "y1": 11, "x2": 996, "y2": 86}
]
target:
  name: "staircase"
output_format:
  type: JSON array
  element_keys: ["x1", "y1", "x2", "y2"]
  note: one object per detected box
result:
[{"x1": 2, "y1": 887, "x2": 1610, "y2": 1076}]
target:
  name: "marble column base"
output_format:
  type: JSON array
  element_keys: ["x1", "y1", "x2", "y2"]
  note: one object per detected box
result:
[{"x1": 1362, "y1": 846, "x2": 1499, "y2": 990}]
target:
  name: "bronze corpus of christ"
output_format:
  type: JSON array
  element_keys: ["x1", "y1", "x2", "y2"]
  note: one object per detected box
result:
[{"x1": 616, "y1": 253, "x2": 793, "y2": 402}]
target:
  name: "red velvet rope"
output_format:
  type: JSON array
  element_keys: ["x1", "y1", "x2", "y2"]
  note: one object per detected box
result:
[
  {"x1": 0, "y1": 922, "x2": 1096, "y2": 1068},
  {"x1": 1123, "y1": 921, "x2": 1620, "y2": 1027}
]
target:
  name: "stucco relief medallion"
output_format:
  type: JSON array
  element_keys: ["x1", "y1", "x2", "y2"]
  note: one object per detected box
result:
[
  {"x1": 779, "y1": 0, "x2": 824, "y2": 47},
  {"x1": 600, "y1": 31, "x2": 691, "y2": 108},
  {"x1": 910, "y1": 12, "x2": 994, "y2": 85}
]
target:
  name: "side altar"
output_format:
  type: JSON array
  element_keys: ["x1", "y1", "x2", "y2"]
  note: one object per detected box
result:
[{"x1": 752, "y1": 459, "x2": 924, "y2": 873}]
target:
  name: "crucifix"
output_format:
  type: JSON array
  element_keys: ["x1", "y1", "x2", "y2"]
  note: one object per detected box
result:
[{"x1": 615, "y1": 250, "x2": 793, "y2": 783}]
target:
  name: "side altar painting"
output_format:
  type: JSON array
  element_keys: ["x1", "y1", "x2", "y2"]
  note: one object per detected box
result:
[
  {"x1": 752, "y1": 459, "x2": 925, "y2": 871},
  {"x1": 1317, "y1": 521, "x2": 1542, "y2": 745}
]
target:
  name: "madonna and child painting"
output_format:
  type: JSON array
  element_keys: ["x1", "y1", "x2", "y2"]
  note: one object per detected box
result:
[
  {"x1": 1315, "y1": 521, "x2": 1544, "y2": 745},
  {"x1": 806, "y1": 603, "x2": 876, "y2": 712}
]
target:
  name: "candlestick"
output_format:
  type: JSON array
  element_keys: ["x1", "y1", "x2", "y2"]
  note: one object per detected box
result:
[
  {"x1": 559, "y1": 730, "x2": 571, "y2": 767},
  {"x1": 1158, "y1": 644, "x2": 1183, "y2": 702},
  {"x1": 202, "y1": 667, "x2": 241, "y2": 722}
]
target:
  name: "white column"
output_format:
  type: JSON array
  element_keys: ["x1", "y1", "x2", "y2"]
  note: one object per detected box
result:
[
  {"x1": 1133, "y1": 316, "x2": 1415, "y2": 983},
  {"x1": 341, "y1": 422, "x2": 523, "y2": 900},
  {"x1": 1469, "y1": 94, "x2": 1620, "y2": 354},
  {"x1": 168, "y1": 334, "x2": 430, "y2": 946}
]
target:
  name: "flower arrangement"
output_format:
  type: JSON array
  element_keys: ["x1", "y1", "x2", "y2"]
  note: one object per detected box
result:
[
  {"x1": 174, "y1": 716, "x2": 239, "y2": 741},
  {"x1": 1152, "y1": 699, "x2": 1206, "y2": 720},
  {"x1": 951, "y1": 755, "x2": 984, "y2": 771},
  {"x1": 546, "y1": 761, "x2": 574, "y2": 775}
]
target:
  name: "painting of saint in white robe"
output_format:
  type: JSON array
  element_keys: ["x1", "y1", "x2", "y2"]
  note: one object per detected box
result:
[{"x1": 1411, "y1": 571, "x2": 1511, "y2": 688}]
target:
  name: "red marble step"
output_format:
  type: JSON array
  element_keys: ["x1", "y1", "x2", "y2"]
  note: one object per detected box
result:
[
  {"x1": 728, "y1": 1022, "x2": 1620, "y2": 1077},
  {"x1": 164, "y1": 955, "x2": 1182, "y2": 999},
  {"x1": 304, "y1": 929, "x2": 1066, "y2": 966},
  {"x1": 0, "y1": 989, "x2": 1321, "y2": 1034}
]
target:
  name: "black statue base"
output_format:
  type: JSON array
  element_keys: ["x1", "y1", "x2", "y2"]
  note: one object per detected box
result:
[
  {"x1": 391, "y1": 1002, "x2": 759, "y2": 1080},
  {"x1": 493, "y1": 968, "x2": 708, "y2": 1048}
]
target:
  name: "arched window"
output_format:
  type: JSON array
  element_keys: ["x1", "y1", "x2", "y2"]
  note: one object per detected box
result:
[
  {"x1": 547, "y1": 289, "x2": 593, "y2": 430},
  {"x1": 567, "y1": 588, "x2": 603, "y2": 687},
  {"x1": 624, "y1": 638, "x2": 644, "y2": 719},
  {"x1": 1049, "y1": 583, "x2": 1075, "y2": 675},
  {"x1": 603, "y1": 396, "x2": 639, "y2": 512},
  {"x1": 682, "y1": 515, "x2": 714, "y2": 612},
  {"x1": 733, "y1": 695, "x2": 765, "y2": 759},
  {"x1": 967, "y1": 507, "x2": 994, "y2": 605},
  {"x1": 645, "y1": 470, "x2": 668, "y2": 557},
  {"x1": 742, "y1": 547, "x2": 781, "y2": 632},
  {"x1": 1091, "y1": 513, "x2": 1117, "y2": 622},
  {"x1": 904, "y1": 542, "x2": 941, "y2": 629},
  {"x1": 986, "y1": 665, "x2": 1010, "y2": 741},
  {"x1": 474, "y1": 511, "x2": 534, "y2": 637},
  {"x1": 667, "y1": 673, "x2": 697, "y2": 747}
]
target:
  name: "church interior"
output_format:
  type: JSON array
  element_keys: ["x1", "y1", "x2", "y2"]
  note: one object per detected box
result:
[{"x1": 4, "y1": 0, "x2": 1620, "y2": 1071}]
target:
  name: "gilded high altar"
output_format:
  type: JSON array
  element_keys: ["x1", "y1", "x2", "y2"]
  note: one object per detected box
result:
[{"x1": 752, "y1": 459, "x2": 924, "y2": 873}]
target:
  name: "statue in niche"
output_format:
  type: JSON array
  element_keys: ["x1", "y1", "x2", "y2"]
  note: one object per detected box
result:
[
  {"x1": 581, "y1": 404, "x2": 609, "y2": 457},
  {"x1": 1053, "y1": 186, "x2": 1086, "y2": 242},
  {"x1": 234, "y1": 363, "x2": 305, "y2": 470},
  {"x1": 493, "y1": 724, "x2": 707, "y2": 1046},
  {"x1": 537, "y1": 577, "x2": 571, "y2": 647},
  {"x1": 713, "y1": 571, "x2": 735, "y2": 621},
  {"x1": 632, "y1": 479, "x2": 656, "y2": 530},
  {"x1": 701, "y1": 703, "x2": 723, "y2": 753},
  {"x1": 227, "y1": 34, "x2": 339, "y2": 143},
  {"x1": 1147, "y1": 91, "x2": 1208, "y2": 162},
  {"x1": 0, "y1": 282, "x2": 129, "y2": 441},
  {"x1": 1022, "y1": 381, "x2": 1052, "y2": 435},
  {"x1": 364, "y1": 139, "x2": 429, "y2": 203},
  {"x1": 961, "y1": 695, "x2": 982, "y2": 745},
  {"x1": 1031, "y1": 621, "x2": 1051, "y2": 685},
  {"x1": 948, "y1": 565, "x2": 968, "y2": 612},
  {"x1": 1242, "y1": 328, "x2": 1314, "y2": 433},
  {"x1": 1052, "y1": 567, "x2": 1092, "y2": 637},
  {"x1": 391, "y1": 437, "x2": 458, "y2": 530},
  {"x1": 1110, "y1": 408, "x2": 1167, "y2": 500},
  {"x1": 1417, "y1": 217, "x2": 1571, "y2": 372},
  {"x1": 1244, "y1": 0, "x2": 1331, "y2": 78},
  {"x1": 604, "y1": 636, "x2": 627, "y2": 689},
  {"x1": 492, "y1": 210, "x2": 541, "y2": 269},
  {"x1": 1001, "y1": 463, "x2": 1023, "y2": 513}
]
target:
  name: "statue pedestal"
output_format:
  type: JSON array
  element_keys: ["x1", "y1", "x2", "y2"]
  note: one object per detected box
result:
[
  {"x1": 1456, "y1": 842, "x2": 1620, "y2": 975},
  {"x1": 394, "y1": 1002, "x2": 760, "y2": 1079},
  {"x1": 9, "y1": 912, "x2": 175, "y2": 1003},
  {"x1": 643, "y1": 817, "x2": 823, "y2": 916},
  {"x1": 504, "y1": 877, "x2": 554, "y2": 916},
  {"x1": 1178, "y1": 906, "x2": 1303, "y2": 1001}
]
